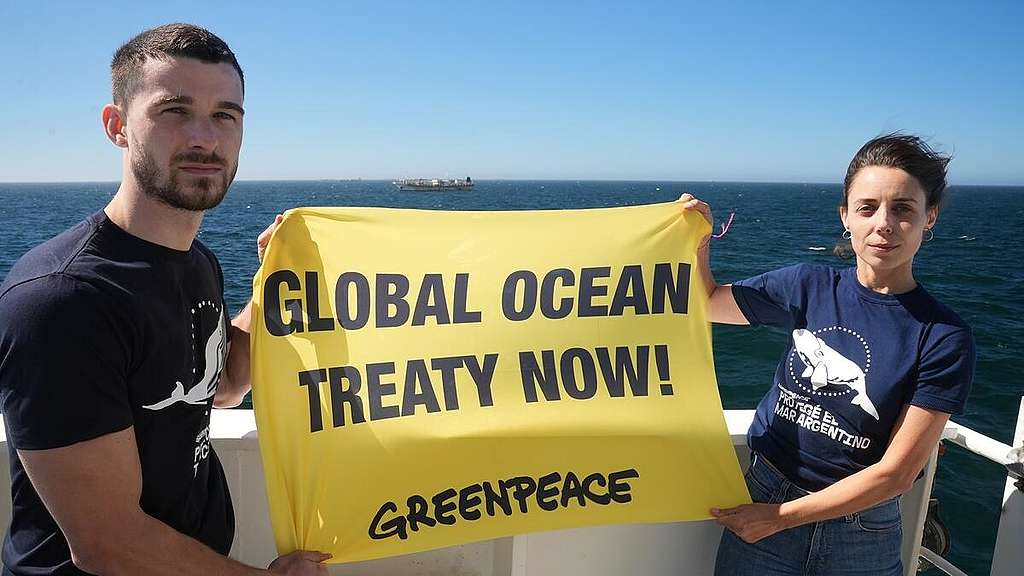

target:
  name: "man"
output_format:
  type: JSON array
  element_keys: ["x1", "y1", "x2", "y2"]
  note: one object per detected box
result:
[{"x1": 0, "y1": 24, "x2": 327, "y2": 575}]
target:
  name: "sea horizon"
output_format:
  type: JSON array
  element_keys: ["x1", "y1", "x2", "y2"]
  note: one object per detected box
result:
[
  {"x1": 0, "y1": 179, "x2": 1020, "y2": 574},
  {"x1": 2, "y1": 178, "x2": 1024, "y2": 188}
]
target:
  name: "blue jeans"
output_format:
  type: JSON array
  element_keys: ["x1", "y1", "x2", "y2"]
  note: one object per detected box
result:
[{"x1": 714, "y1": 452, "x2": 903, "y2": 576}]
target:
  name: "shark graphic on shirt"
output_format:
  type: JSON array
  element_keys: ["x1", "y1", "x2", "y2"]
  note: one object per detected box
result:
[
  {"x1": 143, "y1": 312, "x2": 225, "y2": 411},
  {"x1": 791, "y1": 328, "x2": 879, "y2": 420}
]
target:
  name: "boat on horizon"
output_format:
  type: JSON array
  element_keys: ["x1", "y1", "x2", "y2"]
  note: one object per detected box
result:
[{"x1": 394, "y1": 177, "x2": 474, "y2": 191}]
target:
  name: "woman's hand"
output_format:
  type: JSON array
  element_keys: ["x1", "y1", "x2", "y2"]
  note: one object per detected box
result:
[
  {"x1": 678, "y1": 193, "x2": 713, "y2": 249},
  {"x1": 711, "y1": 503, "x2": 790, "y2": 543},
  {"x1": 676, "y1": 192, "x2": 748, "y2": 323}
]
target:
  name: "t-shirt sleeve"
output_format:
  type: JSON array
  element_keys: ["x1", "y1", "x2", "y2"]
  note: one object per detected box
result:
[
  {"x1": 910, "y1": 327, "x2": 975, "y2": 415},
  {"x1": 730, "y1": 264, "x2": 809, "y2": 329},
  {"x1": 0, "y1": 275, "x2": 134, "y2": 450}
]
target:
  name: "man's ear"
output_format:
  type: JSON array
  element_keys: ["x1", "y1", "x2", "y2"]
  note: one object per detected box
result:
[{"x1": 102, "y1": 104, "x2": 128, "y2": 148}]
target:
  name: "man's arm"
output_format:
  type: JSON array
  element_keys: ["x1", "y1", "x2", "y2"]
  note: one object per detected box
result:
[
  {"x1": 214, "y1": 301, "x2": 253, "y2": 408},
  {"x1": 19, "y1": 427, "x2": 328, "y2": 575},
  {"x1": 20, "y1": 428, "x2": 261, "y2": 575},
  {"x1": 215, "y1": 215, "x2": 283, "y2": 408}
]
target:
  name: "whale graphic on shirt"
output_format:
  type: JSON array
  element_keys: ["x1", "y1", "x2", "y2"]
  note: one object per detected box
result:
[
  {"x1": 143, "y1": 313, "x2": 225, "y2": 411},
  {"x1": 791, "y1": 328, "x2": 879, "y2": 420}
]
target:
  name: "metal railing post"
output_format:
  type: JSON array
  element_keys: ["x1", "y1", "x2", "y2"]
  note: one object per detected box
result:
[
  {"x1": 902, "y1": 446, "x2": 940, "y2": 576},
  {"x1": 990, "y1": 397, "x2": 1024, "y2": 576}
]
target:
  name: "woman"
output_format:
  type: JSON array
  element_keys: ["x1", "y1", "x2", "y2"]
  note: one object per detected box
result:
[{"x1": 684, "y1": 134, "x2": 975, "y2": 575}]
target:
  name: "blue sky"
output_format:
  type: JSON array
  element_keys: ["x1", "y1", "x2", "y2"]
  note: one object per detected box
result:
[{"x1": 1, "y1": 1, "x2": 1021, "y2": 184}]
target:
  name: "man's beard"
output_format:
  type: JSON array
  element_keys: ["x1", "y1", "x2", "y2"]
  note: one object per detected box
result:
[{"x1": 131, "y1": 145, "x2": 236, "y2": 212}]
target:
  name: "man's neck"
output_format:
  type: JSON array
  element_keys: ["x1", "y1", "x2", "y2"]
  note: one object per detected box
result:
[{"x1": 104, "y1": 185, "x2": 203, "y2": 251}]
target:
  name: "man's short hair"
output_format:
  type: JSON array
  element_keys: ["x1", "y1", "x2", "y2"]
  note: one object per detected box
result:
[{"x1": 111, "y1": 23, "x2": 244, "y2": 108}]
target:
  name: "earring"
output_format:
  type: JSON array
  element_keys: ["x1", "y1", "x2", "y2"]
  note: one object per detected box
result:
[
  {"x1": 923, "y1": 228, "x2": 934, "y2": 242},
  {"x1": 842, "y1": 229, "x2": 852, "y2": 240}
]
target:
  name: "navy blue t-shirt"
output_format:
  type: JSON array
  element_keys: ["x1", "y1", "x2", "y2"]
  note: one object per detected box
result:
[
  {"x1": 0, "y1": 211, "x2": 234, "y2": 575},
  {"x1": 732, "y1": 264, "x2": 974, "y2": 492}
]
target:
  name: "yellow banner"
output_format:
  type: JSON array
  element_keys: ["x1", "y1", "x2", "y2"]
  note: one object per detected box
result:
[{"x1": 251, "y1": 201, "x2": 748, "y2": 562}]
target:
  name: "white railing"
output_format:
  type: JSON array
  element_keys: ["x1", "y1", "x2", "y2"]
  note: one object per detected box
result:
[
  {"x1": 931, "y1": 398, "x2": 1024, "y2": 576},
  {"x1": 0, "y1": 402, "x2": 1020, "y2": 575}
]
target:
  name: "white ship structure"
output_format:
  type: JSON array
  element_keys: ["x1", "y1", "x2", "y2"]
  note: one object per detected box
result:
[
  {"x1": 394, "y1": 177, "x2": 475, "y2": 191},
  {"x1": 0, "y1": 401, "x2": 1019, "y2": 575}
]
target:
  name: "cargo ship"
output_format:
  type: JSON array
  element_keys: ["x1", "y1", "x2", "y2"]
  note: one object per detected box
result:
[{"x1": 394, "y1": 177, "x2": 474, "y2": 191}]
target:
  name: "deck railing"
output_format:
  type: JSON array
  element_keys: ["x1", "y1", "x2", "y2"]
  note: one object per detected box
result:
[
  {"x1": 0, "y1": 400, "x2": 1020, "y2": 575},
  {"x1": 927, "y1": 397, "x2": 1024, "y2": 576}
]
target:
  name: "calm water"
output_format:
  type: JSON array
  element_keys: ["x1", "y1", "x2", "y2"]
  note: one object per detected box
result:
[{"x1": 2, "y1": 180, "x2": 1021, "y2": 574}]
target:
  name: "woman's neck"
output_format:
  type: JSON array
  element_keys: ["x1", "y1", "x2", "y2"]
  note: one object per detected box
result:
[{"x1": 855, "y1": 261, "x2": 917, "y2": 294}]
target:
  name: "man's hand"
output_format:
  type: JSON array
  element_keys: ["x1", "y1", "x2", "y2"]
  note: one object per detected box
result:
[
  {"x1": 258, "y1": 214, "x2": 284, "y2": 263},
  {"x1": 268, "y1": 550, "x2": 332, "y2": 575},
  {"x1": 710, "y1": 503, "x2": 789, "y2": 543}
]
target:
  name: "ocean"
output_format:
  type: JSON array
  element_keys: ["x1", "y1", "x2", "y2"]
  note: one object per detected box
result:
[{"x1": 1, "y1": 180, "x2": 1020, "y2": 574}]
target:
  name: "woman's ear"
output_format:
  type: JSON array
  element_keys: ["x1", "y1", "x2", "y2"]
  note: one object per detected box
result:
[{"x1": 925, "y1": 205, "x2": 938, "y2": 231}]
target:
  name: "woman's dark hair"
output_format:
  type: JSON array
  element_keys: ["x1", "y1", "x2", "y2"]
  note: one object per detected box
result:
[{"x1": 843, "y1": 133, "x2": 951, "y2": 210}]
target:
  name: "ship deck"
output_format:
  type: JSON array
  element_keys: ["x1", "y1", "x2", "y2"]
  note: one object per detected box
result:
[{"x1": 0, "y1": 406, "x2": 1019, "y2": 575}]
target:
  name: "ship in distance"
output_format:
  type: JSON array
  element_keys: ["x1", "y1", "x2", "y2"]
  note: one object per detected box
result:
[{"x1": 394, "y1": 177, "x2": 474, "y2": 191}]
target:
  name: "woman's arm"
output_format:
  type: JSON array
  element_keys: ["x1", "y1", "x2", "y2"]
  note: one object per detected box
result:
[
  {"x1": 712, "y1": 404, "x2": 950, "y2": 543},
  {"x1": 678, "y1": 194, "x2": 748, "y2": 325}
]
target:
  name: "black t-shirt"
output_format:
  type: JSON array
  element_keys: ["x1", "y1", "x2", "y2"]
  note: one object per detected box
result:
[{"x1": 0, "y1": 210, "x2": 234, "y2": 575}]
